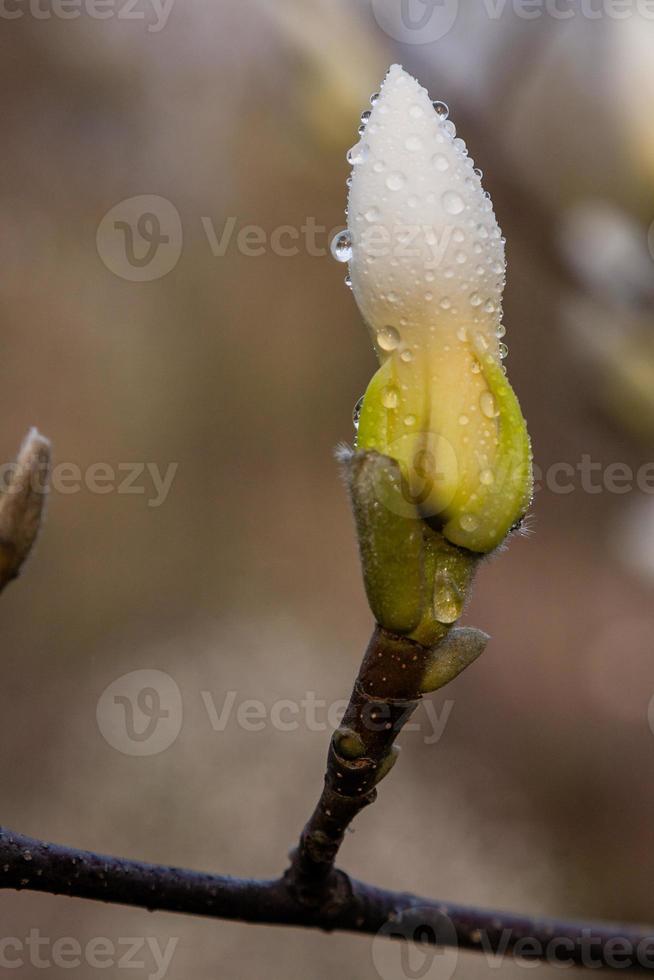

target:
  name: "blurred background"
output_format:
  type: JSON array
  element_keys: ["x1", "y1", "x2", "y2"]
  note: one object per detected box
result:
[{"x1": 1, "y1": 1, "x2": 654, "y2": 977}]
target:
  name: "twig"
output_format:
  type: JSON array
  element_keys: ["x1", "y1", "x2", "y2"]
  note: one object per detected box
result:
[{"x1": 2, "y1": 827, "x2": 653, "y2": 969}]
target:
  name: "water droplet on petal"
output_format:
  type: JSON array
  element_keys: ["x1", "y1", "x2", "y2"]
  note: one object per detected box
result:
[
  {"x1": 386, "y1": 172, "x2": 405, "y2": 191},
  {"x1": 360, "y1": 109, "x2": 371, "y2": 126},
  {"x1": 442, "y1": 191, "x2": 465, "y2": 215},
  {"x1": 432, "y1": 100, "x2": 449, "y2": 119},
  {"x1": 400, "y1": 349, "x2": 414, "y2": 363},
  {"x1": 330, "y1": 231, "x2": 352, "y2": 263},
  {"x1": 376, "y1": 325, "x2": 401, "y2": 351},
  {"x1": 442, "y1": 120, "x2": 457, "y2": 139},
  {"x1": 459, "y1": 414, "x2": 469, "y2": 426},
  {"x1": 469, "y1": 292, "x2": 482, "y2": 307},
  {"x1": 432, "y1": 153, "x2": 449, "y2": 172},
  {"x1": 496, "y1": 323, "x2": 506, "y2": 338},
  {"x1": 499, "y1": 342, "x2": 509, "y2": 359},
  {"x1": 404, "y1": 414, "x2": 417, "y2": 427},
  {"x1": 405, "y1": 135, "x2": 422, "y2": 152},
  {"x1": 439, "y1": 297, "x2": 451, "y2": 310},
  {"x1": 370, "y1": 92, "x2": 380, "y2": 106},
  {"x1": 344, "y1": 274, "x2": 352, "y2": 289},
  {"x1": 457, "y1": 326, "x2": 468, "y2": 342},
  {"x1": 480, "y1": 468, "x2": 495, "y2": 486},
  {"x1": 347, "y1": 143, "x2": 369, "y2": 166},
  {"x1": 381, "y1": 385, "x2": 400, "y2": 409},
  {"x1": 480, "y1": 391, "x2": 498, "y2": 418}
]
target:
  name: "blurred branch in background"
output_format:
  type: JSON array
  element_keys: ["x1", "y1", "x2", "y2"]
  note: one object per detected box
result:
[{"x1": 0, "y1": 429, "x2": 50, "y2": 594}]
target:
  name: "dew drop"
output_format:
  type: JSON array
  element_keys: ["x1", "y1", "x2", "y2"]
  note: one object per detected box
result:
[
  {"x1": 442, "y1": 120, "x2": 457, "y2": 138},
  {"x1": 455, "y1": 251, "x2": 467, "y2": 265},
  {"x1": 459, "y1": 414, "x2": 469, "y2": 426},
  {"x1": 469, "y1": 291, "x2": 483, "y2": 307},
  {"x1": 453, "y1": 137, "x2": 467, "y2": 154},
  {"x1": 360, "y1": 109, "x2": 371, "y2": 126},
  {"x1": 480, "y1": 391, "x2": 498, "y2": 418},
  {"x1": 400, "y1": 349, "x2": 414, "y2": 363},
  {"x1": 439, "y1": 297, "x2": 451, "y2": 310},
  {"x1": 387, "y1": 291, "x2": 398, "y2": 303},
  {"x1": 474, "y1": 168, "x2": 483, "y2": 178},
  {"x1": 347, "y1": 143, "x2": 369, "y2": 166},
  {"x1": 386, "y1": 172, "x2": 405, "y2": 191},
  {"x1": 432, "y1": 153, "x2": 449, "y2": 172},
  {"x1": 370, "y1": 92, "x2": 380, "y2": 106},
  {"x1": 480, "y1": 468, "x2": 495, "y2": 486},
  {"x1": 352, "y1": 396, "x2": 363, "y2": 430},
  {"x1": 460, "y1": 513, "x2": 479, "y2": 532},
  {"x1": 365, "y1": 207, "x2": 380, "y2": 223},
  {"x1": 456, "y1": 326, "x2": 468, "y2": 342},
  {"x1": 330, "y1": 231, "x2": 352, "y2": 263},
  {"x1": 442, "y1": 191, "x2": 465, "y2": 215},
  {"x1": 344, "y1": 274, "x2": 352, "y2": 289},
  {"x1": 376, "y1": 325, "x2": 401, "y2": 351},
  {"x1": 381, "y1": 385, "x2": 400, "y2": 409},
  {"x1": 471, "y1": 358, "x2": 481, "y2": 374},
  {"x1": 483, "y1": 300, "x2": 496, "y2": 314},
  {"x1": 432, "y1": 100, "x2": 449, "y2": 119},
  {"x1": 496, "y1": 323, "x2": 506, "y2": 338},
  {"x1": 499, "y1": 342, "x2": 509, "y2": 359},
  {"x1": 404, "y1": 414, "x2": 417, "y2": 427},
  {"x1": 373, "y1": 161, "x2": 384, "y2": 173},
  {"x1": 433, "y1": 570, "x2": 463, "y2": 624},
  {"x1": 346, "y1": 175, "x2": 352, "y2": 188},
  {"x1": 405, "y1": 135, "x2": 422, "y2": 151}
]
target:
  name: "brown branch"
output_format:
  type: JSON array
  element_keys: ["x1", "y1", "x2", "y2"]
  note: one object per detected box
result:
[
  {"x1": 288, "y1": 626, "x2": 437, "y2": 904},
  {"x1": 2, "y1": 827, "x2": 654, "y2": 970}
]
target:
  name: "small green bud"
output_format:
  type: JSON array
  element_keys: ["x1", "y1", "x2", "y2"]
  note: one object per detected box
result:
[{"x1": 420, "y1": 627, "x2": 489, "y2": 694}]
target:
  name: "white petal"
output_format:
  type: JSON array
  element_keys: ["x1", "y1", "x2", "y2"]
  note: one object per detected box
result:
[{"x1": 347, "y1": 64, "x2": 505, "y2": 357}]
